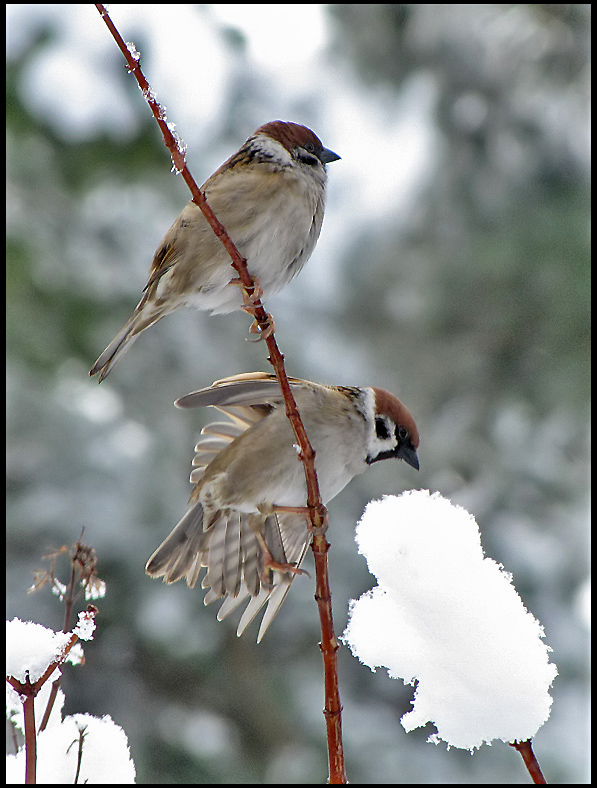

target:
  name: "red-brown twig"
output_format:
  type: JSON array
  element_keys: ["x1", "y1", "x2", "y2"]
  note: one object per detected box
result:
[
  {"x1": 95, "y1": 5, "x2": 346, "y2": 783},
  {"x1": 510, "y1": 739, "x2": 547, "y2": 784},
  {"x1": 21, "y1": 676, "x2": 36, "y2": 785}
]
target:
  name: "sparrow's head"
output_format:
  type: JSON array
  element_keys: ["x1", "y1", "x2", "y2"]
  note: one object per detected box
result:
[
  {"x1": 217, "y1": 120, "x2": 340, "y2": 178},
  {"x1": 255, "y1": 120, "x2": 341, "y2": 167},
  {"x1": 366, "y1": 387, "x2": 420, "y2": 470}
]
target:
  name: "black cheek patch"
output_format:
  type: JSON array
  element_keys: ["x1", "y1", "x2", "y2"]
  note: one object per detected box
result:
[{"x1": 375, "y1": 418, "x2": 390, "y2": 440}]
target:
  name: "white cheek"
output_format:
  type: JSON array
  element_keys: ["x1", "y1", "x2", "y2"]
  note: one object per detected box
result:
[{"x1": 253, "y1": 134, "x2": 293, "y2": 166}]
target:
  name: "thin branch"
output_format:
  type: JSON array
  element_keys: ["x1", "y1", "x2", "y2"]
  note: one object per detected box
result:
[
  {"x1": 510, "y1": 739, "x2": 547, "y2": 784},
  {"x1": 38, "y1": 679, "x2": 61, "y2": 734},
  {"x1": 22, "y1": 675, "x2": 36, "y2": 785},
  {"x1": 94, "y1": 5, "x2": 345, "y2": 781},
  {"x1": 39, "y1": 536, "x2": 96, "y2": 733},
  {"x1": 314, "y1": 540, "x2": 346, "y2": 783},
  {"x1": 73, "y1": 724, "x2": 88, "y2": 784},
  {"x1": 38, "y1": 549, "x2": 77, "y2": 734}
]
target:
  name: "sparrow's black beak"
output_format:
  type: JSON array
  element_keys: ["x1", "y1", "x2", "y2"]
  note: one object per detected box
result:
[
  {"x1": 399, "y1": 443, "x2": 420, "y2": 471},
  {"x1": 320, "y1": 147, "x2": 341, "y2": 164}
]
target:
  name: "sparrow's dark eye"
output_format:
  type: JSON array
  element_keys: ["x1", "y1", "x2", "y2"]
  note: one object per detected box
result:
[
  {"x1": 375, "y1": 417, "x2": 390, "y2": 440},
  {"x1": 397, "y1": 426, "x2": 409, "y2": 441},
  {"x1": 296, "y1": 143, "x2": 320, "y2": 167}
]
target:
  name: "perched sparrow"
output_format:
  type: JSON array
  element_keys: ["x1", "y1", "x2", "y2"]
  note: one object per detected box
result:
[
  {"x1": 146, "y1": 372, "x2": 419, "y2": 641},
  {"x1": 90, "y1": 121, "x2": 339, "y2": 381}
]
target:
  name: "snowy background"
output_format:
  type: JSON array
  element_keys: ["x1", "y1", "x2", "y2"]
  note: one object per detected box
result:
[{"x1": 7, "y1": 4, "x2": 590, "y2": 783}]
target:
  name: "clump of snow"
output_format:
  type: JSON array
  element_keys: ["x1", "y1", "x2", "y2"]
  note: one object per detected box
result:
[
  {"x1": 74, "y1": 609, "x2": 97, "y2": 641},
  {"x1": 7, "y1": 712, "x2": 136, "y2": 784},
  {"x1": 342, "y1": 490, "x2": 558, "y2": 750},
  {"x1": 6, "y1": 619, "x2": 71, "y2": 684}
]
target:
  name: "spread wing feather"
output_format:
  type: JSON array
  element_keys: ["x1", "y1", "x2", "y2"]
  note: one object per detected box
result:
[
  {"x1": 146, "y1": 381, "x2": 312, "y2": 640},
  {"x1": 174, "y1": 371, "x2": 307, "y2": 410}
]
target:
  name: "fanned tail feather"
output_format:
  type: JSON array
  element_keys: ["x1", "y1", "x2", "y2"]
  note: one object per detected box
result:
[
  {"x1": 201, "y1": 511, "x2": 311, "y2": 641},
  {"x1": 145, "y1": 500, "x2": 206, "y2": 585},
  {"x1": 147, "y1": 504, "x2": 310, "y2": 640}
]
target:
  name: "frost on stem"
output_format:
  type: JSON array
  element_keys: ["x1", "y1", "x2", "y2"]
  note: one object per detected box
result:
[
  {"x1": 164, "y1": 120, "x2": 188, "y2": 173},
  {"x1": 125, "y1": 41, "x2": 140, "y2": 62},
  {"x1": 141, "y1": 86, "x2": 157, "y2": 104}
]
